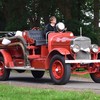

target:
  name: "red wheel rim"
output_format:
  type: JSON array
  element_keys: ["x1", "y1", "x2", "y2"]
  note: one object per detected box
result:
[
  {"x1": 94, "y1": 72, "x2": 100, "y2": 78},
  {"x1": 0, "y1": 61, "x2": 4, "y2": 76},
  {"x1": 52, "y1": 60, "x2": 64, "y2": 80}
]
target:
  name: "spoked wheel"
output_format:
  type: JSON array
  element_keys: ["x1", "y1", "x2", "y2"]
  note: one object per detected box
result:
[
  {"x1": 0, "y1": 57, "x2": 10, "y2": 81},
  {"x1": 90, "y1": 71, "x2": 100, "y2": 83},
  {"x1": 49, "y1": 55, "x2": 71, "y2": 85},
  {"x1": 31, "y1": 71, "x2": 45, "y2": 79},
  {"x1": 52, "y1": 60, "x2": 64, "y2": 80}
]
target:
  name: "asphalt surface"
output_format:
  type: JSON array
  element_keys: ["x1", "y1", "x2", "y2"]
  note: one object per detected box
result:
[{"x1": 0, "y1": 71, "x2": 100, "y2": 94}]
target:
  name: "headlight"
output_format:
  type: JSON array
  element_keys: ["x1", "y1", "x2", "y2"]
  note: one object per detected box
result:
[
  {"x1": 71, "y1": 44, "x2": 80, "y2": 53},
  {"x1": 91, "y1": 44, "x2": 98, "y2": 53}
]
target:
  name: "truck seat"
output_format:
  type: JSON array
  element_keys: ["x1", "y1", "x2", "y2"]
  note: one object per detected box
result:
[{"x1": 28, "y1": 30, "x2": 46, "y2": 46}]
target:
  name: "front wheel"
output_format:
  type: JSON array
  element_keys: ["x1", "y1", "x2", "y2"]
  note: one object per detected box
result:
[
  {"x1": 0, "y1": 57, "x2": 10, "y2": 81},
  {"x1": 90, "y1": 71, "x2": 100, "y2": 83},
  {"x1": 49, "y1": 55, "x2": 71, "y2": 85}
]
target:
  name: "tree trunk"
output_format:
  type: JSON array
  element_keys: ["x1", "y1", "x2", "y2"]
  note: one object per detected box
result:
[
  {"x1": 93, "y1": 0, "x2": 100, "y2": 29},
  {"x1": 56, "y1": 0, "x2": 72, "y2": 20}
]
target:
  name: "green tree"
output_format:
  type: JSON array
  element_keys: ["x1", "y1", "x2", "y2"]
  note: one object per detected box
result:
[
  {"x1": 0, "y1": 0, "x2": 99, "y2": 40},
  {"x1": 1, "y1": 0, "x2": 29, "y2": 30}
]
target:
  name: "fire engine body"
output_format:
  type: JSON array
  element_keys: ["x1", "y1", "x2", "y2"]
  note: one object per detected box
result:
[{"x1": 0, "y1": 27, "x2": 100, "y2": 84}]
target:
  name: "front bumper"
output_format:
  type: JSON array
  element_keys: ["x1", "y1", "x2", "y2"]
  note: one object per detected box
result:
[{"x1": 65, "y1": 59, "x2": 100, "y2": 64}]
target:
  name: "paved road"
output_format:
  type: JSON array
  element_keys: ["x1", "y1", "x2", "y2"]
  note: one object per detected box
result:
[{"x1": 0, "y1": 71, "x2": 100, "y2": 94}]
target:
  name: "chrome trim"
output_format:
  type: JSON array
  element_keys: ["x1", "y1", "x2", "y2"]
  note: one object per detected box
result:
[{"x1": 65, "y1": 60, "x2": 100, "y2": 64}]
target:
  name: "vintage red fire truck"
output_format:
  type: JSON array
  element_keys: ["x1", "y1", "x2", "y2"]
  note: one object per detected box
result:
[{"x1": 0, "y1": 22, "x2": 100, "y2": 85}]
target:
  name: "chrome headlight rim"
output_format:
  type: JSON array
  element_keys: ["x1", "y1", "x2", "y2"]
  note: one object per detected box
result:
[
  {"x1": 71, "y1": 44, "x2": 80, "y2": 53},
  {"x1": 91, "y1": 44, "x2": 99, "y2": 53},
  {"x1": 56, "y1": 22, "x2": 65, "y2": 31}
]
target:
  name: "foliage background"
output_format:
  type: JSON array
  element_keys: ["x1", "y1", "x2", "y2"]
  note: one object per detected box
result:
[{"x1": 0, "y1": 0, "x2": 100, "y2": 44}]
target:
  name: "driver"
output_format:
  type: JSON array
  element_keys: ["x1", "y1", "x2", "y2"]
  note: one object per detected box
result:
[{"x1": 44, "y1": 16, "x2": 57, "y2": 37}]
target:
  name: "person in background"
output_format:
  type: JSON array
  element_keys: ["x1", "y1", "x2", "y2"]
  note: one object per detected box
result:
[{"x1": 44, "y1": 16, "x2": 57, "y2": 37}]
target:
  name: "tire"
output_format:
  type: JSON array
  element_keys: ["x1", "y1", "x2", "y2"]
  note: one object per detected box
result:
[
  {"x1": 0, "y1": 57, "x2": 10, "y2": 81},
  {"x1": 49, "y1": 55, "x2": 71, "y2": 85},
  {"x1": 90, "y1": 72, "x2": 100, "y2": 83},
  {"x1": 90, "y1": 55, "x2": 100, "y2": 83},
  {"x1": 31, "y1": 71, "x2": 45, "y2": 79},
  {"x1": 16, "y1": 70, "x2": 25, "y2": 73}
]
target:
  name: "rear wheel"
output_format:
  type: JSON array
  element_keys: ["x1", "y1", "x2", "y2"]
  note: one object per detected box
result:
[
  {"x1": 0, "y1": 57, "x2": 10, "y2": 81},
  {"x1": 16, "y1": 70, "x2": 26, "y2": 73},
  {"x1": 49, "y1": 55, "x2": 71, "y2": 85},
  {"x1": 90, "y1": 71, "x2": 100, "y2": 83},
  {"x1": 31, "y1": 71, "x2": 45, "y2": 79}
]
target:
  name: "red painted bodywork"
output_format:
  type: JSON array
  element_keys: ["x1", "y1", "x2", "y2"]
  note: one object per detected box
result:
[
  {"x1": 0, "y1": 30, "x2": 100, "y2": 76},
  {"x1": 0, "y1": 49, "x2": 14, "y2": 67}
]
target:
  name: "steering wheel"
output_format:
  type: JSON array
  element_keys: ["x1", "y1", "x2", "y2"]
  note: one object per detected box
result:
[
  {"x1": 32, "y1": 27, "x2": 40, "y2": 30},
  {"x1": 46, "y1": 31, "x2": 54, "y2": 44}
]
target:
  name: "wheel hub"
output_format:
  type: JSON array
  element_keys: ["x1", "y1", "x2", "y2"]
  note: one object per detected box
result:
[
  {"x1": 52, "y1": 60, "x2": 64, "y2": 80},
  {"x1": 55, "y1": 68, "x2": 59, "y2": 72}
]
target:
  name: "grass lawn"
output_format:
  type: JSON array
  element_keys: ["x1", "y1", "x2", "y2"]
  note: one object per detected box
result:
[{"x1": 0, "y1": 84, "x2": 100, "y2": 100}]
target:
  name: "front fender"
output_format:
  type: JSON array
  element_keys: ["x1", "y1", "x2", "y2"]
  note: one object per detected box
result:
[
  {"x1": 51, "y1": 48, "x2": 70, "y2": 55},
  {"x1": 0, "y1": 49, "x2": 14, "y2": 67},
  {"x1": 45, "y1": 48, "x2": 70, "y2": 69},
  {"x1": 98, "y1": 47, "x2": 100, "y2": 53}
]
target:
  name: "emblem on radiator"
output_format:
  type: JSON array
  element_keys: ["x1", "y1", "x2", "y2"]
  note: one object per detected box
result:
[{"x1": 56, "y1": 37, "x2": 72, "y2": 42}]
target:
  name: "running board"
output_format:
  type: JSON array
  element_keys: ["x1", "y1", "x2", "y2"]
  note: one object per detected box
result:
[{"x1": 5, "y1": 66, "x2": 45, "y2": 71}]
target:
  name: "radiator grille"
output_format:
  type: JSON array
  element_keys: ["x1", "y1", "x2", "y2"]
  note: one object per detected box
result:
[
  {"x1": 76, "y1": 51, "x2": 91, "y2": 60},
  {"x1": 72, "y1": 36, "x2": 91, "y2": 60}
]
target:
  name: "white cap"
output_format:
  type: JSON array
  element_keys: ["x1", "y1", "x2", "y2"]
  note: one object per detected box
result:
[
  {"x1": 15, "y1": 31, "x2": 22, "y2": 36},
  {"x1": 2, "y1": 38, "x2": 11, "y2": 45}
]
